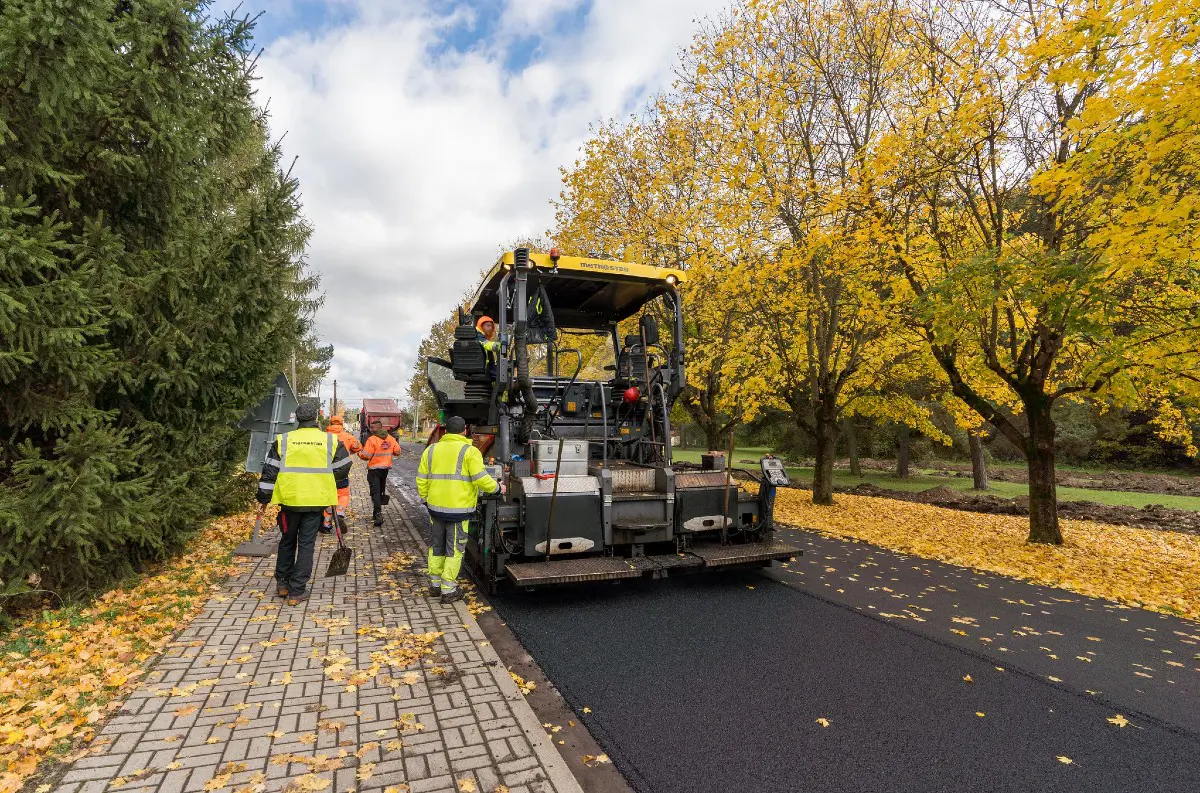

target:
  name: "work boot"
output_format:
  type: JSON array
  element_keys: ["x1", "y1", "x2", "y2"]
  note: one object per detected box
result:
[
  {"x1": 439, "y1": 589, "x2": 464, "y2": 605},
  {"x1": 427, "y1": 586, "x2": 440, "y2": 597},
  {"x1": 288, "y1": 591, "x2": 309, "y2": 604},
  {"x1": 319, "y1": 525, "x2": 332, "y2": 534},
  {"x1": 276, "y1": 585, "x2": 289, "y2": 598},
  {"x1": 373, "y1": 513, "x2": 384, "y2": 527}
]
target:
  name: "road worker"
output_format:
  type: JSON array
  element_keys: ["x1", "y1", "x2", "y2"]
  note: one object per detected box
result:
[
  {"x1": 415, "y1": 415, "x2": 499, "y2": 604},
  {"x1": 359, "y1": 419, "x2": 402, "y2": 526},
  {"x1": 323, "y1": 415, "x2": 362, "y2": 534},
  {"x1": 257, "y1": 403, "x2": 352, "y2": 602},
  {"x1": 476, "y1": 315, "x2": 499, "y2": 375}
]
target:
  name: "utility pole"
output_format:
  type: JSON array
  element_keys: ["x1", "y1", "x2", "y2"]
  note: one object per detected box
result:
[
  {"x1": 332, "y1": 380, "x2": 338, "y2": 417},
  {"x1": 290, "y1": 351, "x2": 297, "y2": 391}
]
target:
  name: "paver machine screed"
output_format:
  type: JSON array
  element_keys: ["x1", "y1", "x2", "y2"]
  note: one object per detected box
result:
[{"x1": 425, "y1": 248, "x2": 795, "y2": 591}]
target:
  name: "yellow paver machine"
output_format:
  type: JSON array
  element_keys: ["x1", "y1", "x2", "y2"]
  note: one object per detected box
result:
[{"x1": 425, "y1": 248, "x2": 795, "y2": 591}]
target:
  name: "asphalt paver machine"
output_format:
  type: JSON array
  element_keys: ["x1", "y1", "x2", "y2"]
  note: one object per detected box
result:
[{"x1": 426, "y1": 248, "x2": 795, "y2": 591}]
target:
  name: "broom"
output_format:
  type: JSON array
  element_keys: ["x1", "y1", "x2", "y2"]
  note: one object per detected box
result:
[{"x1": 325, "y1": 506, "x2": 352, "y2": 577}]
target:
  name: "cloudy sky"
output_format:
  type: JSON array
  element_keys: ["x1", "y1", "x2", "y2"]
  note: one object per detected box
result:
[{"x1": 210, "y1": 0, "x2": 725, "y2": 410}]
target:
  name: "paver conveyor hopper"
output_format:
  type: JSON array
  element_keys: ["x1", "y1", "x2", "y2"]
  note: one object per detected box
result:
[{"x1": 425, "y1": 248, "x2": 795, "y2": 592}]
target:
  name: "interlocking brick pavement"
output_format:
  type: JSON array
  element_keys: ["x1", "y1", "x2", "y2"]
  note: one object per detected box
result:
[{"x1": 51, "y1": 462, "x2": 583, "y2": 793}]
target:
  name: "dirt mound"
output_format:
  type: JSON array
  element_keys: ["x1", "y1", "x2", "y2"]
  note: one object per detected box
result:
[
  {"x1": 912, "y1": 486, "x2": 963, "y2": 504},
  {"x1": 849, "y1": 482, "x2": 890, "y2": 497}
]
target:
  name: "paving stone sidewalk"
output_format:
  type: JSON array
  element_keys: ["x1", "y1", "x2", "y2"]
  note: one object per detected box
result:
[{"x1": 52, "y1": 463, "x2": 583, "y2": 793}]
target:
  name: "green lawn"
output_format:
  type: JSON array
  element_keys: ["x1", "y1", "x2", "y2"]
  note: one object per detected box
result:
[{"x1": 671, "y1": 447, "x2": 1200, "y2": 512}]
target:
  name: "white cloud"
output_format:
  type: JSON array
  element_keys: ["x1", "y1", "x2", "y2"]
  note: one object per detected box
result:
[{"x1": 249, "y1": 0, "x2": 726, "y2": 410}]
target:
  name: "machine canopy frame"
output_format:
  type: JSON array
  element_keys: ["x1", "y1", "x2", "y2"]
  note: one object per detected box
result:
[{"x1": 469, "y1": 251, "x2": 684, "y2": 330}]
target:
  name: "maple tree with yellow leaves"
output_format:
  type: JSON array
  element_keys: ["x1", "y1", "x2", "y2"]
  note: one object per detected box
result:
[
  {"x1": 553, "y1": 0, "x2": 1200, "y2": 541},
  {"x1": 877, "y1": 0, "x2": 1200, "y2": 542}
]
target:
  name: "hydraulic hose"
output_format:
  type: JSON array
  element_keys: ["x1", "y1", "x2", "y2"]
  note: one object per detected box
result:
[
  {"x1": 515, "y1": 322, "x2": 538, "y2": 441},
  {"x1": 514, "y1": 249, "x2": 538, "y2": 441}
]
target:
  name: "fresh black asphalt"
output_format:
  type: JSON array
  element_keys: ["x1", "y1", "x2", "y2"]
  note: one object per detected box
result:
[
  {"x1": 391, "y1": 449, "x2": 1200, "y2": 792},
  {"x1": 491, "y1": 566, "x2": 1200, "y2": 793}
]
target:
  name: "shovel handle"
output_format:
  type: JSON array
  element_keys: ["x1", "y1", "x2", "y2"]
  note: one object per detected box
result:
[
  {"x1": 251, "y1": 503, "x2": 267, "y2": 542},
  {"x1": 332, "y1": 506, "x2": 346, "y2": 549}
]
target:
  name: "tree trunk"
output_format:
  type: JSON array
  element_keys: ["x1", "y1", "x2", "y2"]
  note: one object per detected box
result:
[
  {"x1": 968, "y1": 433, "x2": 988, "y2": 491},
  {"x1": 896, "y1": 425, "x2": 910, "y2": 478},
  {"x1": 704, "y1": 423, "x2": 723, "y2": 453},
  {"x1": 844, "y1": 419, "x2": 861, "y2": 477},
  {"x1": 1025, "y1": 402, "x2": 1063, "y2": 544},
  {"x1": 812, "y1": 418, "x2": 839, "y2": 506}
]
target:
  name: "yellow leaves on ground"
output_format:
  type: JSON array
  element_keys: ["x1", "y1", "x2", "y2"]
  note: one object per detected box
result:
[
  {"x1": 0, "y1": 510, "x2": 253, "y2": 793},
  {"x1": 203, "y1": 762, "x2": 248, "y2": 791},
  {"x1": 317, "y1": 612, "x2": 441, "y2": 695},
  {"x1": 775, "y1": 490, "x2": 1200, "y2": 620},
  {"x1": 581, "y1": 754, "x2": 611, "y2": 767},
  {"x1": 815, "y1": 718, "x2": 831, "y2": 728},
  {"x1": 1057, "y1": 756, "x2": 1074, "y2": 765},
  {"x1": 509, "y1": 671, "x2": 536, "y2": 695},
  {"x1": 286, "y1": 774, "x2": 331, "y2": 792},
  {"x1": 1108, "y1": 714, "x2": 1130, "y2": 728}
]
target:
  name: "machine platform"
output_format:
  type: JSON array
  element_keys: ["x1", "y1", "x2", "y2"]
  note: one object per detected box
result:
[
  {"x1": 506, "y1": 557, "x2": 643, "y2": 585},
  {"x1": 686, "y1": 541, "x2": 797, "y2": 567},
  {"x1": 504, "y1": 541, "x2": 797, "y2": 586}
]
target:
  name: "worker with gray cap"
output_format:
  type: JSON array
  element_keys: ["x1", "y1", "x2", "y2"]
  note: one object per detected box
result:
[
  {"x1": 257, "y1": 402, "x2": 352, "y2": 602},
  {"x1": 415, "y1": 416, "x2": 499, "y2": 603}
]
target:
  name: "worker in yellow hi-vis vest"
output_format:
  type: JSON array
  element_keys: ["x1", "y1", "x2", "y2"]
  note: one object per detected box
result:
[
  {"x1": 415, "y1": 415, "x2": 498, "y2": 604},
  {"x1": 257, "y1": 403, "x2": 352, "y2": 602}
]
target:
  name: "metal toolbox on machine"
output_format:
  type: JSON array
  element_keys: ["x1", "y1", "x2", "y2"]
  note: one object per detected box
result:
[{"x1": 531, "y1": 439, "x2": 589, "y2": 476}]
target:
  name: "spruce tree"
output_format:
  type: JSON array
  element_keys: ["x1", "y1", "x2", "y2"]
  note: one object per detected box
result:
[{"x1": 0, "y1": 1, "x2": 322, "y2": 601}]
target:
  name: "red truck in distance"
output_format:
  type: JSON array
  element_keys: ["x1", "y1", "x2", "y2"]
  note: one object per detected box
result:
[{"x1": 358, "y1": 398, "x2": 403, "y2": 443}]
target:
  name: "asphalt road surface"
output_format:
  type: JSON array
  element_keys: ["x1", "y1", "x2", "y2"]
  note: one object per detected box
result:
[
  {"x1": 488, "y1": 534, "x2": 1200, "y2": 793},
  {"x1": 391, "y1": 449, "x2": 1200, "y2": 792}
]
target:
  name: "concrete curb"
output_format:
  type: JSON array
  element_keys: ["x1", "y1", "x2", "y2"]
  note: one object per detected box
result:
[{"x1": 389, "y1": 481, "x2": 586, "y2": 793}]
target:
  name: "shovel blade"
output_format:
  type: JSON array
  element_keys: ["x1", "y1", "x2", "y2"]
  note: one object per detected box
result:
[
  {"x1": 325, "y1": 546, "x2": 352, "y2": 577},
  {"x1": 234, "y1": 542, "x2": 276, "y2": 558}
]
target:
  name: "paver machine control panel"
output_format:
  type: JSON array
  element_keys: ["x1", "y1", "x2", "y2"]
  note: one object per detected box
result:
[{"x1": 760, "y1": 455, "x2": 790, "y2": 487}]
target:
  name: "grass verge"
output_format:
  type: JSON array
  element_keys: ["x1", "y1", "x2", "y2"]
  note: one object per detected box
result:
[
  {"x1": 672, "y1": 449, "x2": 1200, "y2": 511},
  {"x1": 774, "y1": 489, "x2": 1200, "y2": 621},
  {"x1": 0, "y1": 508, "x2": 256, "y2": 792}
]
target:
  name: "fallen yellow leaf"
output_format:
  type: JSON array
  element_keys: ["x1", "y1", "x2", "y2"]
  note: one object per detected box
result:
[
  {"x1": 1107, "y1": 714, "x2": 1130, "y2": 728},
  {"x1": 815, "y1": 718, "x2": 831, "y2": 728}
]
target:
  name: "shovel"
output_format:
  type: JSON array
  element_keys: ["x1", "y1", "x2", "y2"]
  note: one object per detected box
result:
[
  {"x1": 234, "y1": 504, "x2": 276, "y2": 557},
  {"x1": 325, "y1": 509, "x2": 352, "y2": 577}
]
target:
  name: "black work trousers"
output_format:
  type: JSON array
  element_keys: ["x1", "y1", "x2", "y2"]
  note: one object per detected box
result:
[
  {"x1": 367, "y1": 468, "x2": 390, "y2": 516},
  {"x1": 276, "y1": 509, "x2": 322, "y2": 595}
]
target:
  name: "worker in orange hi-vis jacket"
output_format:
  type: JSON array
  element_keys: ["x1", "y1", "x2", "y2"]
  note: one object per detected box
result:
[
  {"x1": 359, "y1": 419, "x2": 402, "y2": 526},
  {"x1": 322, "y1": 415, "x2": 362, "y2": 534}
]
